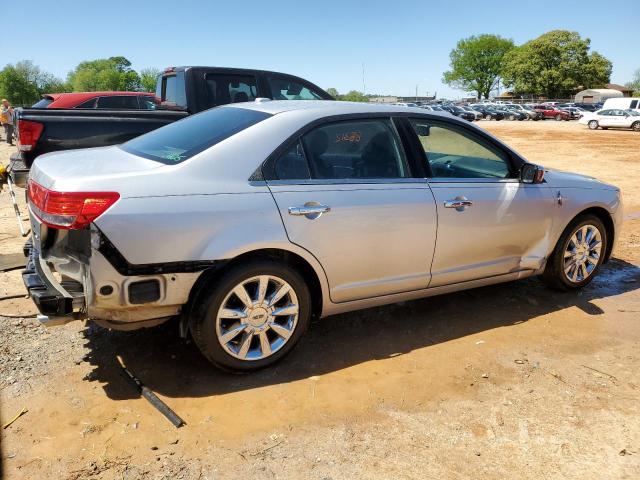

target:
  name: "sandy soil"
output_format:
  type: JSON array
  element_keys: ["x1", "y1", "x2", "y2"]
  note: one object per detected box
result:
[{"x1": 1, "y1": 121, "x2": 639, "y2": 479}]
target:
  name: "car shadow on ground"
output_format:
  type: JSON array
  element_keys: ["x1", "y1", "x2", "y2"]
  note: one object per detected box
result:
[{"x1": 82, "y1": 258, "x2": 639, "y2": 400}]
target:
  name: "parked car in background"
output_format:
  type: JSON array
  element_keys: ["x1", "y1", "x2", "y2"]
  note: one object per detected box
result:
[
  {"x1": 459, "y1": 106, "x2": 483, "y2": 120},
  {"x1": 449, "y1": 105, "x2": 476, "y2": 121},
  {"x1": 573, "y1": 103, "x2": 602, "y2": 112},
  {"x1": 559, "y1": 107, "x2": 585, "y2": 120},
  {"x1": 533, "y1": 105, "x2": 571, "y2": 121},
  {"x1": 505, "y1": 104, "x2": 542, "y2": 120},
  {"x1": 470, "y1": 105, "x2": 505, "y2": 121},
  {"x1": 23, "y1": 100, "x2": 621, "y2": 372},
  {"x1": 602, "y1": 97, "x2": 640, "y2": 113},
  {"x1": 9, "y1": 66, "x2": 332, "y2": 187},
  {"x1": 32, "y1": 92, "x2": 159, "y2": 110},
  {"x1": 497, "y1": 106, "x2": 528, "y2": 121},
  {"x1": 579, "y1": 109, "x2": 640, "y2": 131}
]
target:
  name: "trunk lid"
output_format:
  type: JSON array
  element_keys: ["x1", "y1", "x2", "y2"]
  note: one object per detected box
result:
[{"x1": 29, "y1": 145, "x2": 164, "y2": 190}]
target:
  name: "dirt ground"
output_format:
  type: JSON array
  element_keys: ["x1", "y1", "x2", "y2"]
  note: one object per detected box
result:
[{"x1": 1, "y1": 120, "x2": 639, "y2": 479}]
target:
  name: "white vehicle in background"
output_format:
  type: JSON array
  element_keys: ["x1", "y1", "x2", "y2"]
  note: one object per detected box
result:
[
  {"x1": 579, "y1": 109, "x2": 640, "y2": 131},
  {"x1": 602, "y1": 97, "x2": 640, "y2": 112}
]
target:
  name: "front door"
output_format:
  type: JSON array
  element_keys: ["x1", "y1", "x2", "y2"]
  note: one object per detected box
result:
[
  {"x1": 405, "y1": 118, "x2": 555, "y2": 287},
  {"x1": 267, "y1": 118, "x2": 437, "y2": 303}
]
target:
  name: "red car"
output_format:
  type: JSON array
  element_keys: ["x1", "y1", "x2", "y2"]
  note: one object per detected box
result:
[
  {"x1": 533, "y1": 105, "x2": 571, "y2": 121},
  {"x1": 31, "y1": 91, "x2": 159, "y2": 110}
]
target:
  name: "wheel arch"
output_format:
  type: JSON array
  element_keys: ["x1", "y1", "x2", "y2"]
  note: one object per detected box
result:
[
  {"x1": 183, "y1": 248, "x2": 326, "y2": 329},
  {"x1": 571, "y1": 206, "x2": 615, "y2": 262}
]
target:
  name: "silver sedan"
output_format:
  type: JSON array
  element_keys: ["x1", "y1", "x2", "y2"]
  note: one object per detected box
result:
[{"x1": 25, "y1": 100, "x2": 622, "y2": 371}]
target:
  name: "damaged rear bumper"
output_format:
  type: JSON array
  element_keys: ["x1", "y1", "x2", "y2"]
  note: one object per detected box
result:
[{"x1": 22, "y1": 241, "x2": 87, "y2": 326}]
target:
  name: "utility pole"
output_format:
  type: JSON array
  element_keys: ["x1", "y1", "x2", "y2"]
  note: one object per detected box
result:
[
  {"x1": 415, "y1": 84, "x2": 418, "y2": 102},
  {"x1": 362, "y1": 63, "x2": 366, "y2": 94}
]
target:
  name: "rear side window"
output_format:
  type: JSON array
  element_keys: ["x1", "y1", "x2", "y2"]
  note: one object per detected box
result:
[
  {"x1": 138, "y1": 96, "x2": 159, "y2": 110},
  {"x1": 120, "y1": 106, "x2": 271, "y2": 164},
  {"x1": 97, "y1": 96, "x2": 140, "y2": 109},
  {"x1": 76, "y1": 98, "x2": 97, "y2": 109},
  {"x1": 301, "y1": 119, "x2": 409, "y2": 179},
  {"x1": 32, "y1": 98, "x2": 53, "y2": 108},
  {"x1": 161, "y1": 71, "x2": 187, "y2": 109},
  {"x1": 204, "y1": 74, "x2": 257, "y2": 108},
  {"x1": 268, "y1": 77, "x2": 324, "y2": 100}
]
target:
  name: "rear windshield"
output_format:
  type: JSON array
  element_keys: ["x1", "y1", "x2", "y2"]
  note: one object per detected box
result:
[
  {"x1": 32, "y1": 98, "x2": 53, "y2": 108},
  {"x1": 120, "y1": 106, "x2": 271, "y2": 164}
]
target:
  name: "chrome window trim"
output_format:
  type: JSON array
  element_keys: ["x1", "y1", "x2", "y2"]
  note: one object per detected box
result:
[
  {"x1": 266, "y1": 177, "x2": 427, "y2": 187},
  {"x1": 427, "y1": 178, "x2": 521, "y2": 184}
]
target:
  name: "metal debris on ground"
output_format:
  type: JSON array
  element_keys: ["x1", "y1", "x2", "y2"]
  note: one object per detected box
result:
[{"x1": 3, "y1": 407, "x2": 28, "y2": 429}]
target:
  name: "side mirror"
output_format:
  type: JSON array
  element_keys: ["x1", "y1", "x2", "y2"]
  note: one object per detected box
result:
[{"x1": 520, "y1": 163, "x2": 545, "y2": 184}]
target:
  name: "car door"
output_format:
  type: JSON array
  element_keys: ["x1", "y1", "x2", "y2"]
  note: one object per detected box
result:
[
  {"x1": 597, "y1": 110, "x2": 614, "y2": 126},
  {"x1": 404, "y1": 117, "x2": 555, "y2": 287},
  {"x1": 266, "y1": 117, "x2": 437, "y2": 303}
]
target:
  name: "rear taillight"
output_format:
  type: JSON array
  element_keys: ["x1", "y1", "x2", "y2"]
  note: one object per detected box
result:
[
  {"x1": 18, "y1": 119, "x2": 44, "y2": 152},
  {"x1": 27, "y1": 180, "x2": 119, "y2": 230}
]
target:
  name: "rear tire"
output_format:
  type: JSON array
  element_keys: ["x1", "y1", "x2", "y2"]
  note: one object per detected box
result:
[
  {"x1": 542, "y1": 215, "x2": 608, "y2": 291},
  {"x1": 588, "y1": 120, "x2": 599, "y2": 130},
  {"x1": 191, "y1": 260, "x2": 311, "y2": 372},
  {"x1": 486, "y1": 114, "x2": 493, "y2": 121}
]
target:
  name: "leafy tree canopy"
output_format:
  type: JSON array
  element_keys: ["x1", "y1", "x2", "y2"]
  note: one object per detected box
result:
[
  {"x1": 67, "y1": 56, "x2": 141, "y2": 92},
  {"x1": 501, "y1": 30, "x2": 612, "y2": 98},
  {"x1": 626, "y1": 69, "x2": 640, "y2": 97},
  {"x1": 0, "y1": 60, "x2": 66, "y2": 106},
  {"x1": 442, "y1": 34, "x2": 514, "y2": 100},
  {"x1": 325, "y1": 88, "x2": 369, "y2": 102},
  {"x1": 139, "y1": 67, "x2": 161, "y2": 92}
]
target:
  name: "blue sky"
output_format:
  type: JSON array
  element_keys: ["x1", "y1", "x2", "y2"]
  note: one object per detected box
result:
[{"x1": 6, "y1": 0, "x2": 639, "y2": 98}]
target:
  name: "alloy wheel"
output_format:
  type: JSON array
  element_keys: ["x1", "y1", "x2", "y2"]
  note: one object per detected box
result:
[
  {"x1": 215, "y1": 275, "x2": 299, "y2": 361},
  {"x1": 563, "y1": 224, "x2": 603, "y2": 283}
]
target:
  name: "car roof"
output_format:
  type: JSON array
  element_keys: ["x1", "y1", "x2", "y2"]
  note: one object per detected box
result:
[
  {"x1": 226, "y1": 99, "x2": 452, "y2": 119},
  {"x1": 44, "y1": 91, "x2": 155, "y2": 108}
]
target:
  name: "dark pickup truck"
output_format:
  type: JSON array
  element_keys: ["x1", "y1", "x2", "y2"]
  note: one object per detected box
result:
[{"x1": 8, "y1": 66, "x2": 332, "y2": 187}]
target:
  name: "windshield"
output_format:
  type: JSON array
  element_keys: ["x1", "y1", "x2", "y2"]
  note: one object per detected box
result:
[
  {"x1": 120, "y1": 106, "x2": 271, "y2": 164},
  {"x1": 627, "y1": 109, "x2": 640, "y2": 116}
]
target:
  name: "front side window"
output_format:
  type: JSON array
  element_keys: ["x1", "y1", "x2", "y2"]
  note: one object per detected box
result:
[
  {"x1": 409, "y1": 119, "x2": 511, "y2": 179},
  {"x1": 301, "y1": 119, "x2": 409, "y2": 179},
  {"x1": 268, "y1": 77, "x2": 324, "y2": 100},
  {"x1": 121, "y1": 106, "x2": 271, "y2": 164},
  {"x1": 204, "y1": 74, "x2": 257, "y2": 108}
]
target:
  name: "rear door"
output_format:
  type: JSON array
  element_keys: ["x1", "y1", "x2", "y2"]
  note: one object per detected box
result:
[
  {"x1": 266, "y1": 117, "x2": 437, "y2": 303},
  {"x1": 405, "y1": 117, "x2": 554, "y2": 287}
]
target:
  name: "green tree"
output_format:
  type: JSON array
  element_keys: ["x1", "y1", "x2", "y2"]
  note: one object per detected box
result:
[
  {"x1": 67, "y1": 56, "x2": 141, "y2": 91},
  {"x1": 442, "y1": 34, "x2": 514, "y2": 100},
  {"x1": 0, "y1": 60, "x2": 66, "y2": 106},
  {"x1": 326, "y1": 87, "x2": 339, "y2": 99},
  {"x1": 139, "y1": 68, "x2": 161, "y2": 92},
  {"x1": 501, "y1": 30, "x2": 612, "y2": 98},
  {"x1": 340, "y1": 90, "x2": 369, "y2": 102},
  {"x1": 626, "y1": 69, "x2": 640, "y2": 96}
]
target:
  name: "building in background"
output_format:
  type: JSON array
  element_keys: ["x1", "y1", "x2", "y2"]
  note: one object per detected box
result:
[
  {"x1": 574, "y1": 88, "x2": 623, "y2": 103},
  {"x1": 605, "y1": 83, "x2": 634, "y2": 97}
]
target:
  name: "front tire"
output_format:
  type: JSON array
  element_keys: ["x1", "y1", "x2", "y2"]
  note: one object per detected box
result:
[
  {"x1": 542, "y1": 215, "x2": 608, "y2": 291},
  {"x1": 632, "y1": 121, "x2": 640, "y2": 132},
  {"x1": 555, "y1": 114, "x2": 563, "y2": 121},
  {"x1": 588, "y1": 120, "x2": 599, "y2": 130},
  {"x1": 191, "y1": 261, "x2": 311, "y2": 372}
]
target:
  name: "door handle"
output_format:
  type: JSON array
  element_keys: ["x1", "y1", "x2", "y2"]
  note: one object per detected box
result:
[
  {"x1": 288, "y1": 203, "x2": 331, "y2": 219},
  {"x1": 444, "y1": 198, "x2": 473, "y2": 211}
]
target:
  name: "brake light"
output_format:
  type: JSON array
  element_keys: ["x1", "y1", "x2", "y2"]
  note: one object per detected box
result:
[
  {"x1": 18, "y1": 119, "x2": 44, "y2": 152},
  {"x1": 27, "y1": 180, "x2": 119, "y2": 229}
]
